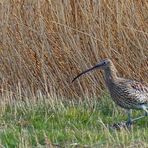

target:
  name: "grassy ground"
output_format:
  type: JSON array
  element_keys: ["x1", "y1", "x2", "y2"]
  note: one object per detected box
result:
[
  {"x1": 0, "y1": 1, "x2": 148, "y2": 147},
  {"x1": 0, "y1": 0, "x2": 148, "y2": 98},
  {"x1": 0, "y1": 93, "x2": 147, "y2": 147}
]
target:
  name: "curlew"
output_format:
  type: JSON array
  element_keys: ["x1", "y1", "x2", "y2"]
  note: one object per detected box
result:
[{"x1": 72, "y1": 59, "x2": 148, "y2": 125}]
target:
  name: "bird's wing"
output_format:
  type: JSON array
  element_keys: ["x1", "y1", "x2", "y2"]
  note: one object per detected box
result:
[
  {"x1": 126, "y1": 80, "x2": 148, "y2": 104},
  {"x1": 130, "y1": 81, "x2": 148, "y2": 93},
  {"x1": 117, "y1": 78, "x2": 148, "y2": 104}
]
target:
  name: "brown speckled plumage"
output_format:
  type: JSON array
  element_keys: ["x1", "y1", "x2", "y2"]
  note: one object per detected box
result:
[
  {"x1": 103, "y1": 60, "x2": 148, "y2": 110},
  {"x1": 72, "y1": 59, "x2": 148, "y2": 125}
]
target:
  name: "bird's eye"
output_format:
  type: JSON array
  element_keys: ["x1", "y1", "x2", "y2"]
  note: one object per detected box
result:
[{"x1": 103, "y1": 61, "x2": 107, "y2": 65}]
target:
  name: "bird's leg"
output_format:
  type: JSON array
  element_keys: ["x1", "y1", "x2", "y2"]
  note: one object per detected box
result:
[
  {"x1": 126, "y1": 109, "x2": 132, "y2": 125},
  {"x1": 144, "y1": 111, "x2": 148, "y2": 116},
  {"x1": 131, "y1": 106, "x2": 148, "y2": 122},
  {"x1": 143, "y1": 107, "x2": 148, "y2": 116},
  {"x1": 132, "y1": 115, "x2": 145, "y2": 122}
]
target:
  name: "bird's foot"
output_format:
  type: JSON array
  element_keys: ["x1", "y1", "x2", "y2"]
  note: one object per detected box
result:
[
  {"x1": 110, "y1": 121, "x2": 132, "y2": 131},
  {"x1": 126, "y1": 120, "x2": 133, "y2": 128}
]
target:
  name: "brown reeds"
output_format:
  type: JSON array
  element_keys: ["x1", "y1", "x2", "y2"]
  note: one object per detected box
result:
[{"x1": 0, "y1": 0, "x2": 148, "y2": 99}]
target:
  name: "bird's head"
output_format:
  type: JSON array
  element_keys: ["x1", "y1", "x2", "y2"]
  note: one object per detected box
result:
[
  {"x1": 96, "y1": 58, "x2": 112, "y2": 69},
  {"x1": 72, "y1": 58, "x2": 113, "y2": 82}
]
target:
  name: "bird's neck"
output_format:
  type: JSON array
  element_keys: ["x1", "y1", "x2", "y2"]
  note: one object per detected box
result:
[{"x1": 104, "y1": 66, "x2": 117, "y2": 84}]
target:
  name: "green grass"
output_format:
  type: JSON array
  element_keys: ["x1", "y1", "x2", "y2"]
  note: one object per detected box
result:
[{"x1": 0, "y1": 93, "x2": 147, "y2": 147}]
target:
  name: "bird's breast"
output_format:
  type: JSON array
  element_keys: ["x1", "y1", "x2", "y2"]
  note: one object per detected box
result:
[{"x1": 107, "y1": 83, "x2": 139, "y2": 109}]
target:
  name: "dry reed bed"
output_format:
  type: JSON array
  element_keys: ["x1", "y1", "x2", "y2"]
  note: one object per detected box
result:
[{"x1": 0, "y1": 0, "x2": 148, "y2": 99}]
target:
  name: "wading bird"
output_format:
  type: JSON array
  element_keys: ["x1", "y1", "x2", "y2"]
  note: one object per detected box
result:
[{"x1": 72, "y1": 59, "x2": 148, "y2": 125}]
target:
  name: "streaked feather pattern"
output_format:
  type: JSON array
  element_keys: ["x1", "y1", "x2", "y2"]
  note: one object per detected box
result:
[
  {"x1": 130, "y1": 81, "x2": 148, "y2": 93},
  {"x1": 73, "y1": 58, "x2": 148, "y2": 110},
  {"x1": 105, "y1": 71, "x2": 148, "y2": 109},
  {"x1": 72, "y1": 58, "x2": 148, "y2": 125}
]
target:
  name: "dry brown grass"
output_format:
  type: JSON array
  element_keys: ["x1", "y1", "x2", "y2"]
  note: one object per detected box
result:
[{"x1": 0, "y1": 0, "x2": 148, "y2": 99}]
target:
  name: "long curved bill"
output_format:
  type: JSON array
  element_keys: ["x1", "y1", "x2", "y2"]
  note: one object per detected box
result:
[{"x1": 72, "y1": 62, "x2": 103, "y2": 82}]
